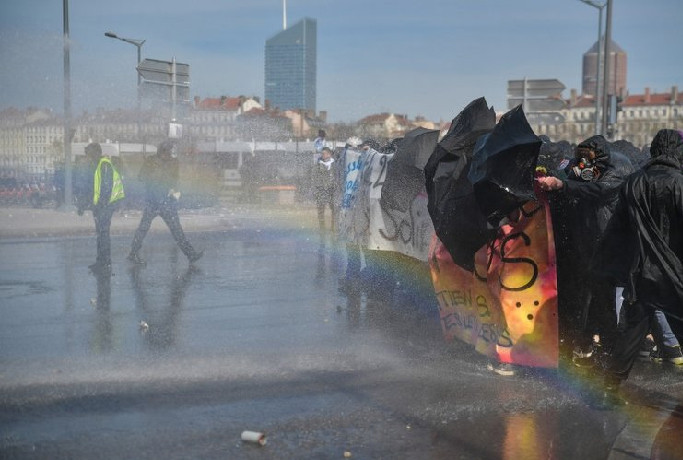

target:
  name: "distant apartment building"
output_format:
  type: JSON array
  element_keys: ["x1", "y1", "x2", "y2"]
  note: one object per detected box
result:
[
  {"x1": 357, "y1": 113, "x2": 413, "y2": 140},
  {"x1": 531, "y1": 86, "x2": 682, "y2": 147},
  {"x1": 0, "y1": 108, "x2": 60, "y2": 179},
  {"x1": 2, "y1": 84, "x2": 680, "y2": 181},
  {"x1": 190, "y1": 96, "x2": 263, "y2": 142},
  {"x1": 0, "y1": 107, "x2": 171, "y2": 181},
  {"x1": 618, "y1": 86, "x2": 682, "y2": 147},
  {"x1": 264, "y1": 17, "x2": 317, "y2": 114}
]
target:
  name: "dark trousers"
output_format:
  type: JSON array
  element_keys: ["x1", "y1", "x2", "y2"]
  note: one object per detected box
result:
[
  {"x1": 130, "y1": 199, "x2": 196, "y2": 258},
  {"x1": 346, "y1": 242, "x2": 361, "y2": 280},
  {"x1": 364, "y1": 250, "x2": 396, "y2": 303},
  {"x1": 93, "y1": 205, "x2": 115, "y2": 265},
  {"x1": 558, "y1": 272, "x2": 617, "y2": 353},
  {"x1": 315, "y1": 188, "x2": 336, "y2": 231},
  {"x1": 606, "y1": 300, "x2": 683, "y2": 384}
]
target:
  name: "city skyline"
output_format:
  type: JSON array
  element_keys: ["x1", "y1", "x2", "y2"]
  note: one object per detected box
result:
[{"x1": 0, "y1": 0, "x2": 681, "y2": 123}]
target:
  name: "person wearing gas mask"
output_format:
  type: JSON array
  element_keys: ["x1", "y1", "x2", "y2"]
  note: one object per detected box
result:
[
  {"x1": 127, "y1": 140, "x2": 203, "y2": 265},
  {"x1": 537, "y1": 135, "x2": 634, "y2": 369}
]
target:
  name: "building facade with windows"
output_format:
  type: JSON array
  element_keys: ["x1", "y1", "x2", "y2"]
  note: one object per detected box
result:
[
  {"x1": 617, "y1": 87, "x2": 682, "y2": 147},
  {"x1": 264, "y1": 17, "x2": 317, "y2": 114},
  {"x1": 1, "y1": 84, "x2": 680, "y2": 183},
  {"x1": 530, "y1": 86, "x2": 682, "y2": 148},
  {"x1": 189, "y1": 96, "x2": 263, "y2": 143}
]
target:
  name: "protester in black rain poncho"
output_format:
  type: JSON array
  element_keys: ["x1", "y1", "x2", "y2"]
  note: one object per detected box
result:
[
  {"x1": 537, "y1": 135, "x2": 634, "y2": 368},
  {"x1": 598, "y1": 129, "x2": 683, "y2": 394}
]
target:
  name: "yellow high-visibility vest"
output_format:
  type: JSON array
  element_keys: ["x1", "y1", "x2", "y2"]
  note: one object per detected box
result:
[{"x1": 93, "y1": 157, "x2": 125, "y2": 205}]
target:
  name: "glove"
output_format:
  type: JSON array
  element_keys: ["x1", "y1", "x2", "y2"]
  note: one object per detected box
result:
[{"x1": 168, "y1": 189, "x2": 181, "y2": 200}]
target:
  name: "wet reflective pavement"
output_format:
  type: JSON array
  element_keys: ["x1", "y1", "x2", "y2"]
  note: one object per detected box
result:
[{"x1": 1, "y1": 216, "x2": 682, "y2": 459}]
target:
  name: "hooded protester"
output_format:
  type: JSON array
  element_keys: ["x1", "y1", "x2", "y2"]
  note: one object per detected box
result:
[
  {"x1": 598, "y1": 129, "x2": 683, "y2": 401},
  {"x1": 127, "y1": 140, "x2": 203, "y2": 265},
  {"x1": 537, "y1": 135, "x2": 635, "y2": 368}
]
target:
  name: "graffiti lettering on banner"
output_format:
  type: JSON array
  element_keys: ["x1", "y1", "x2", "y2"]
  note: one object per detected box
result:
[
  {"x1": 348, "y1": 149, "x2": 434, "y2": 261},
  {"x1": 339, "y1": 148, "x2": 364, "y2": 242},
  {"x1": 429, "y1": 200, "x2": 558, "y2": 368}
]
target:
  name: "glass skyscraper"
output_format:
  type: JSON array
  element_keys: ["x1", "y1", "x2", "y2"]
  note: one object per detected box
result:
[{"x1": 264, "y1": 17, "x2": 317, "y2": 114}]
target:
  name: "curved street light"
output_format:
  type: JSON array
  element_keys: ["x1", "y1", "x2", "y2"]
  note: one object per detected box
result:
[
  {"x1": 104, "y1": 32, "x2": 145, "y2": 85},
  {"x1": 578, "y1": 0, "x2": 606, "y2": 136},
  {"x1": 105, "y1": 31, "x2": 146, "y2": 139}
]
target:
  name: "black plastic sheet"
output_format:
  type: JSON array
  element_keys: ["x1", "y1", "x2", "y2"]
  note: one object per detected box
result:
[
  {"x1": 381, "y1": 127, "x2": 439, "y2": 212},
  {"x1": 468, "y1": 105, "x2": 542, "y2": 227},
  {"x1": 424, "y1": 97, "x2": 497, "y2": 271}
]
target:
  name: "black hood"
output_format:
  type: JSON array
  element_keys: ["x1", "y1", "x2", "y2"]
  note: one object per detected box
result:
[
  {"x1": 651, "y1": 129, "x2": 683, "y2": 159},
  {"x1": 576, "y1": 135, "x2": 611, "y2": 171}
]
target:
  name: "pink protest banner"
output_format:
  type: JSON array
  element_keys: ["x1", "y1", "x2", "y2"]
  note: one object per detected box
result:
[{"x1": 429, "y1": 199, "x2": 558, "y2": 368}]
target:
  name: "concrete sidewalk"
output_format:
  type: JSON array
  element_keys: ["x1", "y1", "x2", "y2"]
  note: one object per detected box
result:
[{"x1": 0, "y1": 203, "x2": 319, "y2": 239}]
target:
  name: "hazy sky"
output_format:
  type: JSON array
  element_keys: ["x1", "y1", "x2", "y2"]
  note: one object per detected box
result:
[{"x1": 1, "y1": 0, "x2": 681, "y2": 123}]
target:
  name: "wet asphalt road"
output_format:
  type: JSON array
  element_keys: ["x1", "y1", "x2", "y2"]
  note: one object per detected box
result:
[{"x1": 1, "y1": 212, "x2": 682, "y2": 459}]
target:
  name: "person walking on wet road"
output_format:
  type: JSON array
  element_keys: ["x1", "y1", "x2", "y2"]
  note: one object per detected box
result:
[
  {"x1": 127, "y1": 140, "x2": 203, "y2": 265},
  {"x1": 78, "y1": 142, "x2": 125, "y2": 274}
]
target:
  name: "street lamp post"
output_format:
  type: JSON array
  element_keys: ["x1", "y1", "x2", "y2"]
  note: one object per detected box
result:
[
  {"x1": 579, "y1": 0, "x2": 605, "y2": 136},
  {"x1": 601, "y1": 0, "x2": 613, "y2": 138},
  {"x1": 104, "y1": 31, "x2": 145, "y2": 137},
  {"x1": 62, "y1": 0, "x2": 73, "y2": 211}
]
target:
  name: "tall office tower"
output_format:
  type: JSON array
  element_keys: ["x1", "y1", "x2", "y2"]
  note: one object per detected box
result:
[
  {"x1": 582, "y1": 38, "x2": 627, "y2": 98},
  {"x1": 264, "y1": 17, "x2": 317, "y2": 113}
]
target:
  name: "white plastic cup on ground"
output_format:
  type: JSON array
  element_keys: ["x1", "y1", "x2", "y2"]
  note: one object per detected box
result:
[{"x1": 241, "y1": 430, "x2": 267, "y2": 446}]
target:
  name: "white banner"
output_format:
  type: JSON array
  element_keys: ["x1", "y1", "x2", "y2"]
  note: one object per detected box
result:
[
  {"x1": 339, "y1": 147, "x2": 363, "y2": 242},
  {"x1": 342, "y1": 148, "x2": 434, "y2": 261}
]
